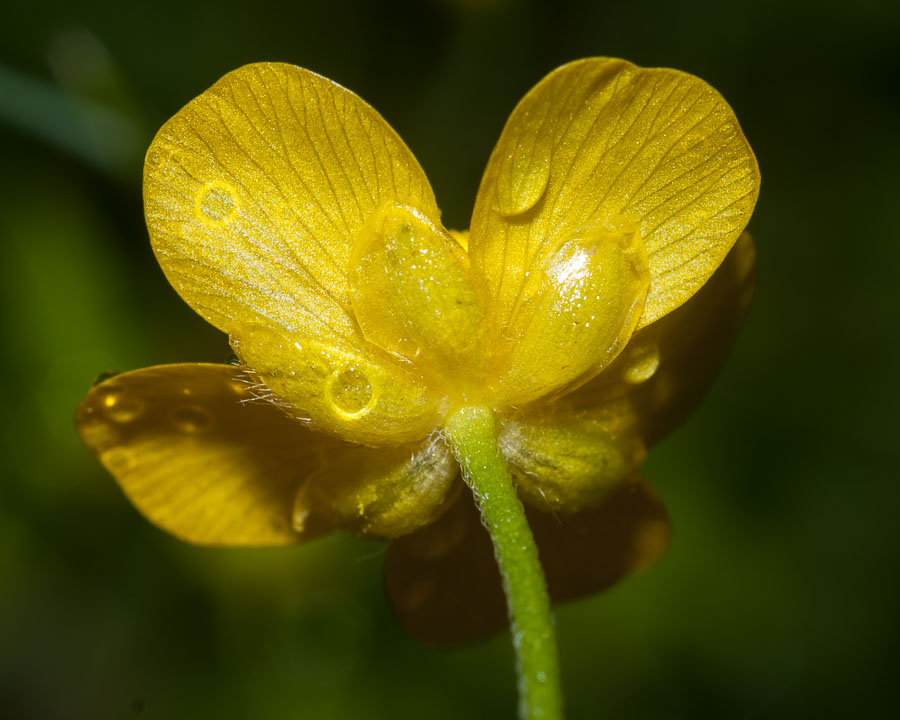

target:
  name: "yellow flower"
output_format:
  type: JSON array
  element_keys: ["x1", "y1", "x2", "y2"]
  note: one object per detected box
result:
[{"x1": 76, "y1": 59, "x2": 758, "y2": 642}]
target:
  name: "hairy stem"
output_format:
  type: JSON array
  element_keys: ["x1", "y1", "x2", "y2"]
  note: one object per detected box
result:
[{"x1": 442, "y1": 406, "x2": 563, "y2": 720}]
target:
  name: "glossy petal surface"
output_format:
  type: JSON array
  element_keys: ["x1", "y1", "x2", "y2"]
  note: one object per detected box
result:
[
  {"x1": 144, "y1": 62, "x2": 439, "y2": 355},
  {"x1": 350, "y1": 204, "x2": 487, "y2": 391},
  {"x1": 231, "y1": 325, "x2": 441, "y2": 445},
  {"x1": 385, "y1": 480, "x2": 669, "y2": 644},
  {"x1": 489, "y1": 224, "x2": 650, "y2": 404},
  {"x1": 75, "y1": 364, "x2": 343, "y2": 546},
  {"x1": 565, "y1": 232, "x2": 757, "y2": 445},
  {"x1": 470, "y1": 58, "x2": 760, "y2": 380}
]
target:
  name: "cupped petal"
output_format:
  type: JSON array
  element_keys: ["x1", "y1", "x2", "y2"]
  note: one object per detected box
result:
[
  {"x1": 349, "y1": 204, "x2": 488, "y2": 392},
  {"x1": 293, "y1": 434, "x2": 461, "y2": 538},
  {"x1": 144, "y1": 63, "x2": 447, "y2": 442},
  {"x1": 564, "y1": 232, "x2": 756, "y2": 446},
  {"x1": 384, "y1": 480, "x2": 669, "y2": 645},
  {"x1": 490, "y1": 223, "x2": 651, "y2": 405},
  {"x1": 231, "y1": 326, "x2": 441, "y2": 445},
  {"x1": 497, "y1": 413, "x2": 645, "y2": 513},
  {"x1": 470, "y1": 58, "x2": 759, "y2": 402},
  {"x1": 75, "y1": 363, "x2": 345, "y2": 546}
]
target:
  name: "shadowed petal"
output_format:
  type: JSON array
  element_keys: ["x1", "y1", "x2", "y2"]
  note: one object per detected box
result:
[
  {"x1": 294, "y1": 435, "x2": 462, "y2": 539},
  {"x1": 384, "y1": 479, "x2": 669, "y2": 645}
]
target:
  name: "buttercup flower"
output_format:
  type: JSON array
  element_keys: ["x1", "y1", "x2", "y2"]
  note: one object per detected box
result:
[{"x1": 76, "y1": 59, "x2": 758, "y2": 647}]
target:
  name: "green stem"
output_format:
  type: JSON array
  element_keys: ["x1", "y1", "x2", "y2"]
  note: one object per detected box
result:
[{"x1": 442, "y1": 406, "x2": 563, "y2": 720}]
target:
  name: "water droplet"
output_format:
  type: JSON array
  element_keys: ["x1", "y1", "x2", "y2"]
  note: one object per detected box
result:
[
  {"x1": 623, "y1": 346, "x2": 660, "y2": 384},
  {"x1": 497, "y1": 144, "x2": 551, "y2": 217},
  {"x1": 102, "y1": 447, "x2": 133, "y2": 471},
  {"x1": 80, "y1": 422, "x2": 118, "y2": 448},
  {"x1": 326, "y1": 366, "x2": 376, "y2": 419},
  {"x1": 196, "y1": 183, "x2": 238, "y2": 225},
  {"x1": 146, "y1": 149, "x2": 161, "y2": 166},
  {"x1": 99, "y1": 388, "x2": 144, "y2": 423},
  {"x1": 171, "y1": 405, "x2": 213, "y2": 433}
]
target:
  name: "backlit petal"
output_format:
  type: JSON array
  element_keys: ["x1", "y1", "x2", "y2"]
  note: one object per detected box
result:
[
  {"x1": 75, "y1": 364, "x2": 344, "y2": 546},
  {"x1": 470, "y1": 58, "x2": 758, "y2": 402},
  {"x1": 145, "y1": 62, "x2": 439, "y2": 345},
  {"x1": 144, "y1": 63, "x2": 447, "y2": 442},
  {"x1": 385, "y1": 480, "x2": 669, "y2": 645}
]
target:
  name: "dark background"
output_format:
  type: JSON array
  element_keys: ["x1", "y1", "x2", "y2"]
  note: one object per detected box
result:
[{"x1": 2, "y1": 0, "x2": 898, "y2": 718}]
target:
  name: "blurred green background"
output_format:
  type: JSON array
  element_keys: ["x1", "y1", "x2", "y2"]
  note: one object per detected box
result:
[{"x1": 2, "y1": 0, "x2": 898, "y2": 718}]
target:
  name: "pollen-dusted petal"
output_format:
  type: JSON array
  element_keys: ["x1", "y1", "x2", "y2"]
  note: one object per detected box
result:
[
  {"x1": 144, "y1": 62, "x2": 439, "y2": 355},
  {"x1": 470, "y1": 57, "x2": 759, "y2": 358},
  {"x1": 230, "y1": 325, "x2": 441, "y2": 446},
  {"x1": 384, "y1": 480, "x2": 669, "y2": 645},
  {"x1": 75, "y1": 364, "x2": 344, "y2": 546},
  {"x1": 498, "y1": 415, "x2": 645, "y2": 513},
  {"x1": 293, "y1": 435, "x2": 460, "y2": 538},
  {"x1": 349, "y1": 205, "x2": 487, "y2": 390},
  {"x1": 488, "y1": 222, "x2": 650, "y2": 405},
  {"x1": 565, "y1": 232, "x2": 757, "y2": 446}
]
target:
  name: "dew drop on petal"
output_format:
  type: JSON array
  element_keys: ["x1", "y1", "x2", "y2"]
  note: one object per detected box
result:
[
  {"x1": 325, "y1": 366, "x2": 376, "y2": 419},
  {"x1": 196, "y1": 183, "x2": 238, "y2": 225},
  {"x1": 171, "y1": 405, "x2": 213, "y2": 433},
  {"x1": 497, "y1": 144, "x2": 551, "y2": 217},
  {"x1": 623, "y1": 346, "x2": 660, "y2": 384},
  {"x1": 99, "y1": 388, "x2": 144, "y2": 423},
  {"x1": 102, "y1": 447, "x2": 133, "y2": 471},
  {"x1": 80, "y1": 421, "x2": 118, "y2": 448}
]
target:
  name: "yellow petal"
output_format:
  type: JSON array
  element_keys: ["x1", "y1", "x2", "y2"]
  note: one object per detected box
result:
[
  {"x1": 230, "y1": 326, "x2": 441, "y2": 445},
  {"x1": 470, "y1": 57, "x2": 759, "y2": 399},
  {"x1": 293, "y1": 434, "x2": 461, "y2": 538},
  {"x1": 565, "y1": 232, "x2": 757, "y2": 445},
  {"x1": 143, "y1": 61, "x2": 439, "y2": 366},
  {"x1": 384, "y1": 480, "x2": 669, "y2": 645},
  {"x1": 349, "y1": 204, "x2": 488, "y2": 391},
  {"x1": 489, "y1": 222, "x2": 650, "y2": 404},
  {"x1": 75, "y1": 363, "x2": 345, "y2": 546},
  {"x1": 498, "y1": 414, "x2": 645, "y2": 512}
]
